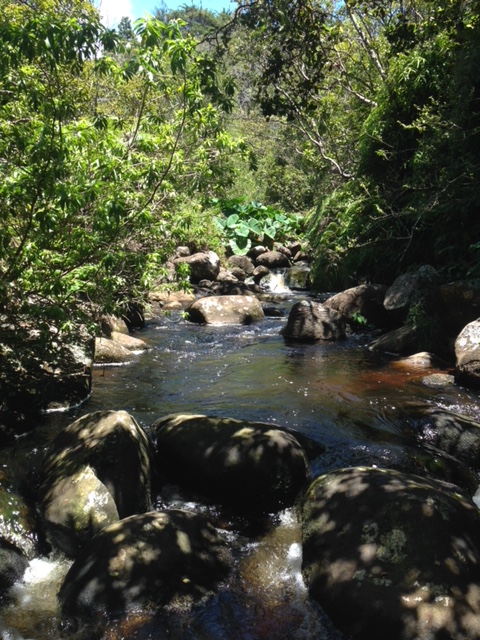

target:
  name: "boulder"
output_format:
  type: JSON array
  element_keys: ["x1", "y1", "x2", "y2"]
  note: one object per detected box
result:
[
  {"x1": 255, "y1": 250, "x2": 290, "y2": 269},
  {"x1": 0, "y1": 479, "x2": 38, "y2": 561},
  {"x1": 174, "y1": 246, "x2": 190, "y2": 257},
  {"x1": 252, "y1": 265, "x2": 270, "y2": 284},
  {"x1": 40, "y1": 465, "x2": 119, "y2": 557},
  {"x1": 229, "y1": 267, "x2": 247, "y2": 282},
  {"x1": 148, "y1": 290, "x2": 195, "y2": 311},
  {"x1": 436, "y1": 280, "x2": 480, "y2": 335},
  {"x1": 173, "y1": 251, "x2": 220, "y2": 284},
  {"x1": 368, "y1": 324, "x2": 422, "y2": 355},
  {"x1": 248, "y1": 245, "x2": 268, "y2": 261},
  {"x1": 186, "y1": 295, "x2": 264, "y2": 325},
  {"x1": 302, "y1": 467, "x2": 480, "y2": 640},
  {"x1": 409, "y1": 407, "x2": 480, "y2": 469},
  {"x1": 100, "y1": 315, "x2": 129, "y2": 337},
  {"x1": 0, "y1": 320, "x2": 94, "y2": 420},
  {"x1": 59, "y1": 509, "x2": 231, "y2": 616},
  {"x1": 122, "y1": 302, "x2": 145, "y2": 332},
  {"x1": 324, "y1": 284, "x2": 388, "y2": 328},
  {"x1": 39, "y1": 410, "x2": 155, "y2": 556},
  {"x1": 383, "y1": 265, "x2": 441, "y2": 325},
  {"x1": 273, "y1": 244, "x2": 292, "y2": 259},
  {"x1": 0, "y1": 543, "x2": 28, "y2": 595},
  {"x1": 216, "y1": 266, "x2": 241, "y2": 283},
  {"x1": 208, "y1": 277, "x2": 257, "y2": 296},
  {"x1": 282, "y1": 300, "x2": 346, "y2": 341},
  {"x1": 153, "y1": 414, "x2": 311, "y2": 513},
  {"x1": 94, "y1": 336, "x2": 136, "y2": 364},
  {"x1": 0, "y1": 478, "x2": 38, "y2": 594},
  {"x1": 284, "y1": 263, "x2": 311, "y2": 291},
  {"x1": 227, "y1": 254, "x2": 255, "y2": 275},
  {"x1": 110, "y1": 331, "x2": 147, "y2": 351},
  {"x1": 455, "y1": 319, "x2": 480, "y2": 390}
]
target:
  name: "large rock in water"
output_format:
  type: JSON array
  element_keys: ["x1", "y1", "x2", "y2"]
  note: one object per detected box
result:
[
  {"x1": 302, "y1": 467, "x2": 480, "y2": 640},
  {"x1": 153, "y1": 414, "x2": 310, "y2": 513},
  {"x1": 368, "y1": 324, "x2": 422, "y2": 356},
  {"x1": 282, "y1": 300, "x2": 346, "y2": 341},
  {"x1": 403, "y1": 405, "x2": 480, "y2": 469},
  {"x1": 0, "y1": 319, "x2": 94, "y2": 426},
  {"x1": 455, "y1": 319, "x2": 480, "y2": 390},
  {"x1": 59, "y1": 510, "x2": 231, "y2": 616},
  {"x1": 38, "y1": 410, "x2": 155, "y2": 556},
  {"x1": 186, "y1": 295, "x2": 265, "y2": 325},
  {"x1": 0, "y1": 478, "x2": 38, "y2": 594},
  {"x1": 324, "y1": 283, "x2": 388, "y2": 328}
]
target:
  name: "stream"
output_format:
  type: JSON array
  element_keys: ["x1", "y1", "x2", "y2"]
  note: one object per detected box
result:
[{"x1": 1, "y1": 289, "x2": 480, "y2": 640}]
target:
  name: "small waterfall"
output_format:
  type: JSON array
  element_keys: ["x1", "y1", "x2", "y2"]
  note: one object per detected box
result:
[
  {"x1": 3, "y1": 555, "x2": 71, "y2": 640},
  {"x1": 262, "y1": 269, "x2": 291, "y2": 294}
]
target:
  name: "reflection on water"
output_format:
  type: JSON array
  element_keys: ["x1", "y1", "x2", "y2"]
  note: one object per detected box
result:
[{"x1": 1, "y1": 297, "x2": 479, "y2": 640}]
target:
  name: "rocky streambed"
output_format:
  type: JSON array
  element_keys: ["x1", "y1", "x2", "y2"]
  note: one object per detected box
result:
[{"x1": 2, "y1": 257, "x2": 480, "y2": 639}]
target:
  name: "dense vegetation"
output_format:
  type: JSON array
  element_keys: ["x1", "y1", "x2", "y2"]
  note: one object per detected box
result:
[{"x1": 1, "y1": 0, "x2": 480, "y2": 416}]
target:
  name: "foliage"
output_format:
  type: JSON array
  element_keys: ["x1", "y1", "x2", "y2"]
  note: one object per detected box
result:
[
  {"x1": 0, "y1": 5, "x2": 245, "y2": 327},
  {"x1": 0, "y1": 1, "x2": 247, "y2": 417},
  {"x1": 301, "y1": 0, "x2": 480, "y2": 288},
  {"x1": 213, "y1": 198, "x2": 303, "y2": 255}
]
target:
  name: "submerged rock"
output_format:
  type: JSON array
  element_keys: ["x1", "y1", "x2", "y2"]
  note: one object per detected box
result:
[
  {"x1": 302, "y1": 466, "x2": 480, "y2": 640},
  {"x1": 59, "y1": 509, "x2": 231, "y2": 616},
  {"x1": 153, "y1": 414, "x2": 311, "y2": 514},
  {"x1": 39, "y1": 410, "x2": 155, "y2": 556}
]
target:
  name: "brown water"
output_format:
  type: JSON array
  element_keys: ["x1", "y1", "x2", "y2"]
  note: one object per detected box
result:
[{"x1": 1, "y1": 293, "x2": 479, "y2": 640}]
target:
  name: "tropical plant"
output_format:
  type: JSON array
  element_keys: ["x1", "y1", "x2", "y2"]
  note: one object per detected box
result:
[{"x1": 213, "y1": 198, "x2": 303, "y2": 255}]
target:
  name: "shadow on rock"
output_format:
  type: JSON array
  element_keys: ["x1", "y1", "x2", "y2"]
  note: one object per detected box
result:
[{"x1": 302, "y1": 466, "x2": 480, "y2": 640}]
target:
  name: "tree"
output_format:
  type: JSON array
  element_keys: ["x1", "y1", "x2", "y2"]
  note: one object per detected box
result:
[
  {"x1": 230, "y1": 0, "x2": 480, "y2": 287},
  {"x1": 0, "y1": 2, "x2": 248, "y2": 416},
  {"x1": 117, "y1": 16, "x2": 134, "y2": 41}
]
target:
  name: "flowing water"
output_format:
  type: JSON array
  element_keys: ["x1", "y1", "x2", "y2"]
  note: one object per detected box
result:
[{"x1": 1, "y1": 289, "x2": 480, "y2": 640}]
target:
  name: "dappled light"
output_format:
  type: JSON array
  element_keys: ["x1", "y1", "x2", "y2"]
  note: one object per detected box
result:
[
  {"x1": 59, "y1": 509, "x2": 232, "y2": 619},
  {"x1": 302, "y1": 467, "x2": 480, "y2": 640},
  {"x1": 154, "y1": 413, "x2": 311, "y2": 513}
]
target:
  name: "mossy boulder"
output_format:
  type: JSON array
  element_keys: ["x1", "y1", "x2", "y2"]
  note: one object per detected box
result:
[
  {"x1": 302, "y1": 467, "x2": 480, "y2": 640},
  {"x1": 39, "y1": 410, "x2": 156, "y2": 556},
  {"x1": 59, "y1": 509, "x2": 231, "y2": 616},
  {"x1": 0, "y1": 477, "x2": 38, "y2": 593}
]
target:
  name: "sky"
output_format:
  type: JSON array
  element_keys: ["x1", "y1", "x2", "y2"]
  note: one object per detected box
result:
[{"x1": 96, "y1": 0, "x2": 235, "y2": 27}]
